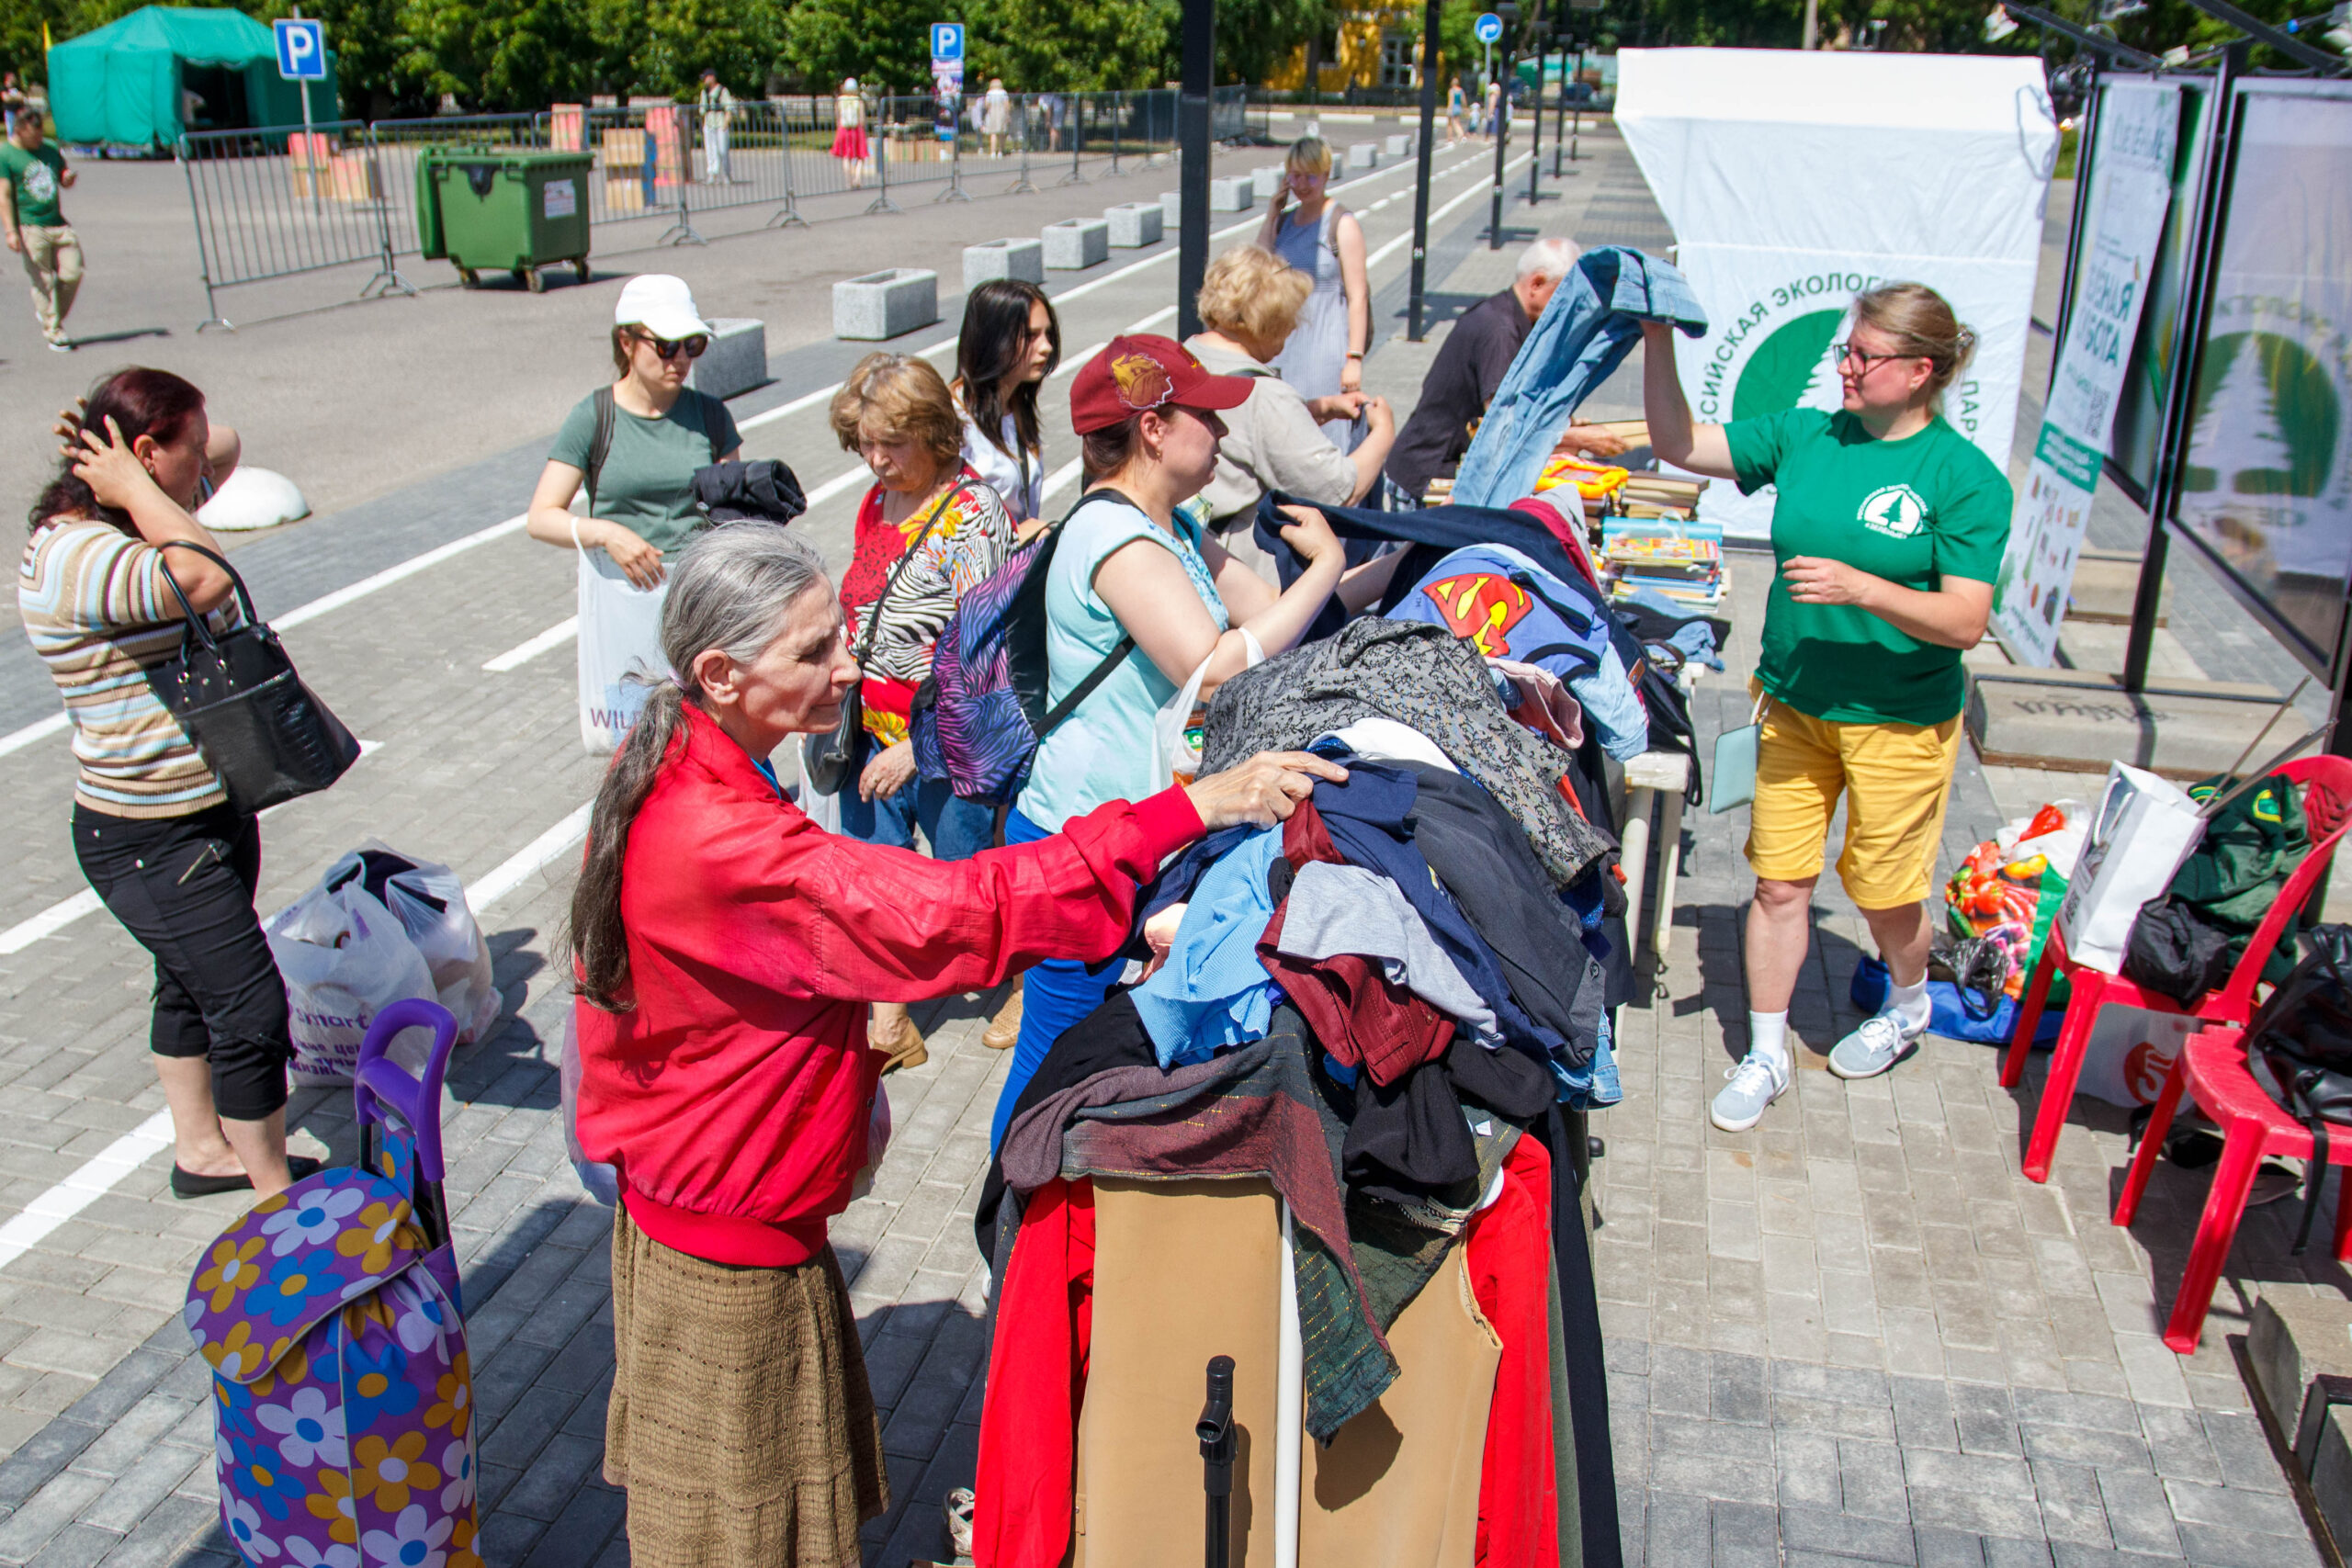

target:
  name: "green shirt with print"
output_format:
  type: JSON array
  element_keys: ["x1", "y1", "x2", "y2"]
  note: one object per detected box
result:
[
  {"x1": 0, "y1": 141, "x2": 67, "y2": 228},
  {"x1": 1727, "y1": 407, "x2": 2012, "y2": 728},
  {"x1": 548, "y1": 388, "x2": 741, "y2": 560}
]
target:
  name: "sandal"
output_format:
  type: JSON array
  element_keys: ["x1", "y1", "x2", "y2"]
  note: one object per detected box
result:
[
  {"x1": 982, "y1": 978, "x2": 1024, "y2": 1052},
  {"x1": 944, "y1": 1486, "x2": 976, "y2": 1559}
]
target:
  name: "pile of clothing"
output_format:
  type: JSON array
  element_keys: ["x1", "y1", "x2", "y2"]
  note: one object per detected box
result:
[{"x1": 971, "y1": 608, "x2": 1642, "y2": 1568}]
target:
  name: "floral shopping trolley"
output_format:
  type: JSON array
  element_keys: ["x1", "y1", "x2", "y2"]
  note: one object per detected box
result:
[{"x1": 186, "y1": 998, "x2": 482, "y2": 1568}]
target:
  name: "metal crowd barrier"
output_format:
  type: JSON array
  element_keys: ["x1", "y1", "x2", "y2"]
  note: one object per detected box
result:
[{"x1": 175, "y1": 85, "x2": 1262, "y2": 328}]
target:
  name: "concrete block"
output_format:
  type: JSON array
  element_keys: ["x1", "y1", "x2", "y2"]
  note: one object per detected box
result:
[
  {"x1": 686, "y1": 317, "x2": 765, "y2": 401},
  {"x1": 1160, "y1": 189, "x2": 1183, "y2": 230},
  {"x1": 1209, "y1": 175, "x2": 1255, "y2": 212},
  {"x1": 1103, "y1": 201, "x2": 1163, "y2": 248},
  {"x1": 1385, "y1": 132, "x2": 1411, "y2": 158},
  {"x1": 1347, "y1": 141, "x2": 1377, "y2": 169},
  {"x1": 1253, "y1": 164, "x2": 1285, "y2": 198},
  {"x1": 2068, "y1": 547, "x2": 2174, "y2": 625},
  {"x1": 1041, "y1": 218, "x2": 1110, "y2": 270},
  {"x1": 961, "y1": 237, "x2": 1044, "y2": 293},
  {"x1": 2251, "y1": 1294, "x2": 2352, "y2": 1446},
  {"x1": 2312, "y1": 1404, "x2": 2352, "y2": 1554},
  {"x1": 832, "y1": 268, "x2": 938, "y2": 341},
  {"x1": 1964, "y1": 669, "x2": 2288, "y2": 779}
]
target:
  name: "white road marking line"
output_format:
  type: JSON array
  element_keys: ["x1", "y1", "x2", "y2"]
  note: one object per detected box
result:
[
  {"x1": 0, "y1": 712, "x2": 70, "y2": 761},
  {"x1": 1126, "y1": 306, "x2": 1179, "y2": 333},
  {"x1": 0, "y1": 1110, "x2": 176, "y2": 1273},
  {"x1": 1040, "y1": 457, "x2": 1086, "y2": 504},
  {"x1": 483, "y1": 617, "x2": 580, "y2": 672},
  {"x1": 734, "y1": 333, "x2": 961, "y2": 434},
  {"x1": 1363, "y1": 153, "x2": 1533, "y2": 271},
  {"x1": 0, "y1": 741, "x2": 386, "y2": 954},
  {"x1": 467, "y1": 800, "x2": 595, "y2": 915},
  {"x1": 277, "y1": 514, "x2": 529, "y2": 631}
]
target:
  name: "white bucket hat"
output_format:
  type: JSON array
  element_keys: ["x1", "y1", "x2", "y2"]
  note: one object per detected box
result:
[{"x1": 615, "y1": 274, "x2": 711, "y2": 341}]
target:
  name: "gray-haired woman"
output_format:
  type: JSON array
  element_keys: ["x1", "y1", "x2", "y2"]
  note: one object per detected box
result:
[{"x1": 569, "y1": 522, "x2": 1341, "y2": 1565}]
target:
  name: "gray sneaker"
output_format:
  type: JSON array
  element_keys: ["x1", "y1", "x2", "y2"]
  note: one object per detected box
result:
[
  {"x1": 1828, "y1": 1012, "x2": 1922, "y2": 1079},
  {"x1": 1710, "y1": 1052, "x2": 1789, "y2": 1132}
]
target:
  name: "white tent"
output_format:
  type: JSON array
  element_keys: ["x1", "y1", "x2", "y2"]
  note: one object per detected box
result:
[{"x1": 1616, "y1": 49, "x2": 2059, "y2": 537}]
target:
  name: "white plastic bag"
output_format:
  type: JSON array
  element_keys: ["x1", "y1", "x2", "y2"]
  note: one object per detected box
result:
[
  {"x1": 850, "y1": 1082, "x2": 893, "y2": 1201},
  {"x1": 2075, "y1": 1006, "x2": 2199, "y2": 1109},
  {"x1": 577, "y1": 544, "x2": 671, "y2": 754},
  {"x1": 322, "y1": 842, "x2": 501, "y2": 1044},
  {"x1": 1153, "y1": 629, "x2": 1262, "y2": 786},
  {"x1": 796, "y1": 733, "x2": 844, "y2": 833},
  {"x1": 266, "y1": 882, "x2": 438, "y2": 1087},
  {"x1": 560, "y1": 1010, "x2": 621, "y2": 1206},
  {"x1": 2052, "y1": 763, "x2": 2207, "y2": 975}
]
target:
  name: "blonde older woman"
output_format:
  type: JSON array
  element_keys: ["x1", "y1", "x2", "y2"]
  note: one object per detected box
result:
[{"x1": 1187, "y1": 244, "x2": 1394, "y2": 568}]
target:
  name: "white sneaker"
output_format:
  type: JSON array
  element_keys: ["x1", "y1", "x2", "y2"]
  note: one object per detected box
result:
[
  {"x1": 1710, "y1": 1052, "x2": 1790, "y2": 1132},
  {"x1": 1828, "y1": 1012, "x2": 1924, "y2": 1079}
]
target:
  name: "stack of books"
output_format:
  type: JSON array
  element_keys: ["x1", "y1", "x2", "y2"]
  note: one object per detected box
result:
[{"x1": 1600, "y1": 516, "x2": 1727, "y2": 608}]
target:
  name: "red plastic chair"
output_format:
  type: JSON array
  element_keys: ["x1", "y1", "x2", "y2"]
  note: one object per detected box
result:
[
  {"x1": 1999, "y1": 755, "x2": 2352, "y2": 1184},
  {"x1": 2113, "y1": 1024, "x2": 2352, "y2": 1352}
]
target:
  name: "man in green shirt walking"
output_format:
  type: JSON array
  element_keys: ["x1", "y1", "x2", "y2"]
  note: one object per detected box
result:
[{"x1": 0, "y1": 110, "x2": 80, "y2": 349}]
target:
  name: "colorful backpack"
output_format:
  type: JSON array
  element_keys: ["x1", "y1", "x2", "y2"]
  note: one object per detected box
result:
[
  {"x1": 910, "y1": 489, "x2": 1141, "y2": 802},
  {"x1": 187, "y1": 998, "x2": 482, "y2": 1568}
]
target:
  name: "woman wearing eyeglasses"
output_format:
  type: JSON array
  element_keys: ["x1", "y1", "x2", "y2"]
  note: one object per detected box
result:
[
  {"x1": 1642, "y1": 282, "x2": 2011, "y2": 1134},
  {"x1": 527, "y1": 275, "x2": 743, "y2": 589}
]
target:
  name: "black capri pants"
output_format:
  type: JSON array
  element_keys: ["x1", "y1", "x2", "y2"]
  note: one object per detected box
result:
[{"x1": 72, "y1": 802, "x2": 292, "y2": 1121}]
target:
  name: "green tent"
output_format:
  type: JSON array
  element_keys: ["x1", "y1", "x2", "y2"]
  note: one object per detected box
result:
[{"x1": 46, "y1": 6, "x2": 339, "y2": 148}]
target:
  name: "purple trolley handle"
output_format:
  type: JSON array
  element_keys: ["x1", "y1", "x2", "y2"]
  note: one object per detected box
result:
[{"x1": 354, "y1": 998, "x2": 458, "y2": 1247}]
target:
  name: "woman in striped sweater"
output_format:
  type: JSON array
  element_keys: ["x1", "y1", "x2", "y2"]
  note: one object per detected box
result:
[{"x1": 19, "y1": 368, "x2": 314, "y2": 1200}]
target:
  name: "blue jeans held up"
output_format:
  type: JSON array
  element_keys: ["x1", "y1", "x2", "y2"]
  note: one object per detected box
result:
[
  {"x1": 990, "y1": 807, "x2": 1126, "y2": 1154},
  {"x1": 1451, "y1": 246, "x2": 1710, "y2": 510},
  {"x1": 836, "y1": 774, "x2": 995, "y2": 863}
]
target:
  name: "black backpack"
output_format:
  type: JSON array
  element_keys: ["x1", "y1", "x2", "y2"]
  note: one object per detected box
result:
[{"x1": 2244, "y1": 924, "x2": 2352, "y2": 1252}]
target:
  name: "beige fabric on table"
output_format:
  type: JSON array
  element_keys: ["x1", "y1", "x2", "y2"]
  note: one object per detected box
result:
[
  {"x1": 605, "y1": 1208, "x2": 888, "y2": 1568},
  {"x1": 1075, "y1": 1177, "x2": 1502, "y2": 1568}
]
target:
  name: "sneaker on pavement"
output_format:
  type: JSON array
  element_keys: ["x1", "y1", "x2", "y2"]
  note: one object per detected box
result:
[
  {"x1": 1828, "y1": 1012, "x2": 1922, "y2": 1080},
  {"x1": 45, "y1": 337, "x2": 73, "y2": 352},
  {"x1": 1710, "y1": 1053, "x2": 1789, "y2": 1133}
]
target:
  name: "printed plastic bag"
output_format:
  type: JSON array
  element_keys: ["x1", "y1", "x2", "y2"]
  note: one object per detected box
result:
[
  {"x1": 1154, "y1": 629, "x2": 1262, "y2": 787},
  {"x1": 1944, "y1": 801, "x2": 2081, "y2": 999},
  {"x1": 265, "y1": 882, "x2": 438, "y2": 1086},
  {"x1": 322, "y1": 842, "x2": 500, "y2": 1044},
  {"x1": 577, "y1": 547, "x2": 670, "y2": 754},
  {"x1": 560, "y1": 1010, "x2": 620, "y2": 1205}
]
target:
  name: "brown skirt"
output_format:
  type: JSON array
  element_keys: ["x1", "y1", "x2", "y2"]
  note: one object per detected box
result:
[{"x1": 605, "y1": 1209, "x2": 888, "y2": 1567}]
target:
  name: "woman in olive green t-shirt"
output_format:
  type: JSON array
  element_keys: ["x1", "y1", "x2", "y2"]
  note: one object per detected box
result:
[
  {"x1": 1643, "y1": 282, "x2": 2012, "y2": 1134},
  {"x1": 526, "y1": 275, "x2": 743, "y2": 587}
]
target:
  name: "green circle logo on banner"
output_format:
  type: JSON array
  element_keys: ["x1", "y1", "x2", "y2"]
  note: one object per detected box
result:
[{"x1": 1731, "y1": 308, "x2": 1844, "y2": 423}]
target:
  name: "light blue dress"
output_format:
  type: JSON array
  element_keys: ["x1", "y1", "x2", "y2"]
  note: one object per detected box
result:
[{"x1": 1269, "y1": 202, "x2": 1352, "y2": 451}]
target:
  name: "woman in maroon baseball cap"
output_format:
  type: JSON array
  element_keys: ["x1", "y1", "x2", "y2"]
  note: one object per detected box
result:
[{"x1": 989, "y1": 333, "x2": 1376, "y2": 1148}]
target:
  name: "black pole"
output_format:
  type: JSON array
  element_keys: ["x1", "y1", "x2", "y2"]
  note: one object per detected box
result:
[
  {"x1": 1198, "y1": 1356, "x2": 1236, "y2": 1568},
  {"x1": 1488, "y1": 42, "x2": 1513, "y2": 247},
  {"x1": 1177, "y1": 0, "x2": 1215, "y2": 339},
  {"x1": 1407, "y1": 0, "x2": 1441, "y2": 340},
  {"x1": 1526, "y1": 48, "x2": 1544, "y2": 204},
  {"x1": 2047, "y1": 59, "x2": 2104, "y2": 391},
  {"x1": 2124, "y1": 43, "x2": 2245, "y2": 692}
]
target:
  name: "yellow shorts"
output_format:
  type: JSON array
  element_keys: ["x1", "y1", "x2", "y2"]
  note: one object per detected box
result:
[{"x1": 1743, "y1": 686, "x2": 1963, "y2": 909}]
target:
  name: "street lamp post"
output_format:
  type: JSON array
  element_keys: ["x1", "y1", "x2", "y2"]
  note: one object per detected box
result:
[
  {"x1": 1408, "y1": 0, "x2": 1441, "y2": 339},
  {"x1": 1177, "y1": 0, "x2": 1215, "y2": 338}
]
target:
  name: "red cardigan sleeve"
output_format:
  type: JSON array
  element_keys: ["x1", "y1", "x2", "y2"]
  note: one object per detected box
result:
[{"x1": 626, "y1": 756, "x2": 1204, "y2": 1007}]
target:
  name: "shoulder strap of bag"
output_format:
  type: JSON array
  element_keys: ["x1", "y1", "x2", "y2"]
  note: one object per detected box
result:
[
  {"x1": 854, "y1": 477, "x2": 974, "y2": 663},
  {"x1": 585, "y1": 385, "x2": 616, "y2": 523},
  {"x1": 1030, "y1": 487, "x2": 1152, "y2": 739},
  {"x1": 153, "y1": 540, "x2": 260, "y2": 649},
  {"x1": 695, "y1": 389, "x2": 724, "y2": 463}
]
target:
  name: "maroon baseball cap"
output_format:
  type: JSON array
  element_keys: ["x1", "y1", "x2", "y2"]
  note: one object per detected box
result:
[{"x1": 1069, "y1": 333, "x2": 1257, "y2": 434}]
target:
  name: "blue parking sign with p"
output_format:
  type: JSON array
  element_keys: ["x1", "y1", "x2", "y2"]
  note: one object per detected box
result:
[
  {"x1": 931, "y1": 23, "x2": 964, "y2": 62},
  {"x1": 274, "y1": 18, "x2": 326, "y2": 80}
]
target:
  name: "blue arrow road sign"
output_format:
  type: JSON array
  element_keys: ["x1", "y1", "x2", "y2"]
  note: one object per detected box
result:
[
  {"x1": 1474, "y1": 11, "x2": 1504, "y2": 41},
  {"x1": 931, "y1": 22, "x2": 965, "y2": 62},
  {"x1": 274, "y1": 17, "x2": 326, "y2": 80}
]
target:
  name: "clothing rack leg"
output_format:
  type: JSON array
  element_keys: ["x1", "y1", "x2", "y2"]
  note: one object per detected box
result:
[{"x1": 1275, "y1": 1202, "x2": 1302, "y2": 1568}]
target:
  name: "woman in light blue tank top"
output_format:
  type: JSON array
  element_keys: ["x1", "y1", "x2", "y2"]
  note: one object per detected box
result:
[
  {"x1": 994, "y1": 333, "x2": 1381, "y2": 1150},
  {"x1": 1258, "y1": 137, "x2": 1370, "y2": 450}
]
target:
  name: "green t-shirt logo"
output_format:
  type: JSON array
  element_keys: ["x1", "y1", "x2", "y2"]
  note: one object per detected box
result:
[
  {"x1": 1858, "y1": 483, "x2": 1928, "y2": 538},
  {"x1": 19, "y1": 161, "x2": 54, "y2": 204}
]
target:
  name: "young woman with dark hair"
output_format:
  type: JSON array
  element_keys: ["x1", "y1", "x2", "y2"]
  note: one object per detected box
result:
[
  {"x1": 567, "y1": 521, "x2": 1336, "y2": 1566},
  {"x1": 951, "y1": 278, "x2": 1059, "y2": 528},
  {"x1": 19, "y1": 367, "x2": 313, "y2": 1200}
]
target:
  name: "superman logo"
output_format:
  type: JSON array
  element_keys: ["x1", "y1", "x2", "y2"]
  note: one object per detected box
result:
[{"x1": 1421, "y1": 572, "x2": 1532, "y2": 658}]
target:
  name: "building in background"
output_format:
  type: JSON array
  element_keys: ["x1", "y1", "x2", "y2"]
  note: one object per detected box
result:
[{"x1": 1265, "y1": 5, "x2": 1422, "y2": 96}]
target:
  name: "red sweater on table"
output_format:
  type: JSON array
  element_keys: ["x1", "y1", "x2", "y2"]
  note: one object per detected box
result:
[{"x1": 572, "y1": 703, "x2": 1204, "y2": 1268}]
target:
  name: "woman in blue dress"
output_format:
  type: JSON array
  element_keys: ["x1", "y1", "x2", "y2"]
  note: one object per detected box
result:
[{"x1": 1256, "y1": 137, "x2": 1370, "y2": 450}]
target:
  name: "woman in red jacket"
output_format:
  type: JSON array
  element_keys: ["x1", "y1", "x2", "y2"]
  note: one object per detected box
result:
[{"x1": 569, "y1": 521, "x2": 1337, "y2": 1567}]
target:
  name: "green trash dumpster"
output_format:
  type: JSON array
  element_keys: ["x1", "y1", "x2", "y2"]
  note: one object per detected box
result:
[{"x1": 415, "y1": 149, "x2": 592, "y2": 293}]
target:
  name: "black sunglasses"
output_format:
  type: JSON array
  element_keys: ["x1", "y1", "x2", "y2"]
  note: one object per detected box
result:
[
  {"x1": 632, "y1": 330, "x2": 709, "y2": 360},
  {"x1": 1833, "y1": 341, "x2": 1916, "y2": 372}
]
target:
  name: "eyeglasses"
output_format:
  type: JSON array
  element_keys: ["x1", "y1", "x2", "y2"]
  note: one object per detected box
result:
[
  {"x1": 632, "y1": 331, "x2": 709, "y2": 360},
  {"x1": 1833, "y1": 341, "x2": 1915, "y2": 373}
]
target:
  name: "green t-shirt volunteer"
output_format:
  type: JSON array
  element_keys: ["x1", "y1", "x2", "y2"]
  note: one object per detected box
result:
[
  {"x1": 548, "y1": 389, "x2": 741, "y2": 560},
  {"x1": 1727, "y1": 408, "x2": 2011, "y2": 728},
  {"x1": 0, "y1": 141, "x2": 67, "y2": 228}
]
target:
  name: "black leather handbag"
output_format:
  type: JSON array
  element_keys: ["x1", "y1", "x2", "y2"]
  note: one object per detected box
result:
[
  {"x1": 148, "y1": 541, "x2": 362, "y2": 816},
  {"x1": 805, "y1": 481, "x2": 966, "y2": 796}
]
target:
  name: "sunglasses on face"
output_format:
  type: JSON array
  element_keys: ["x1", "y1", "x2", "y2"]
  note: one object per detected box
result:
[{"x1": 633, "y1": 331, "x2": 709, "y2": 360}]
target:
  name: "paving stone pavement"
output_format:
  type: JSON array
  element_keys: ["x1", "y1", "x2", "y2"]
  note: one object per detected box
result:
[{"x1": 0, "y1": 118, "x2": 2336, "y2": 1568}]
